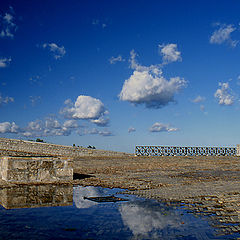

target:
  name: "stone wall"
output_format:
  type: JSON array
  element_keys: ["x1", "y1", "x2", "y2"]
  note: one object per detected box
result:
[
  {"x1": 0, "y1": 137, "x2": 131, "y2": 157},
  {"x1": 0, "y1": 156, "x2": 73, "y2": 182},
  {"x1": 0, "y1": 185, "x2": 73, "y2": 209}
]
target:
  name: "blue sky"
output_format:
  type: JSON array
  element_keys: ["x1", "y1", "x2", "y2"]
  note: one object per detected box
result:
[{"x1": 1, "y1": 0, "x2": 240, "y2": 153}]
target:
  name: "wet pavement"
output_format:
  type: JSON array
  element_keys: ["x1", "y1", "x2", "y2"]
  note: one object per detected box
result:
[{"x1": 0, "y1": 185, "x2": 239, "y2": 239}]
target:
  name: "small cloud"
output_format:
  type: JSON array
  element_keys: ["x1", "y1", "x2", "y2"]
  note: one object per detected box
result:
[
  {"x1": 42, "y1": 42, "x2": 66, "y2": 59},
  {"x1": 214, "y1": 82, "x2": 234, "y2": 106},
  {"x1": 237, "y1": 75, "x2": 240, "y2": 86},
  {"x1": 29, "y1": 96, "x2": 41, "y2": 106},
  {"x1": 92, "y1": 19, "x2": 100, "y2": 25},
  {"x1": 0, "y1": 58, "x2": 11, "y2": 68},
  {"x1": 45, "y1": 118, "x2": 61, "y2": 129},
  {"x1": 63, "y1": 120, "x2": 79, "y2": 129},
  {"x1": 29, "y1": 75, "x2": 41, "y2": 85},
  {"x1": 128, "y1": 127, "x2": 136, "y2": 133},
  {"x1": 210, "y1": 24, "x2": 238, "y2": 47},
  {"x1": 88, "y1": 128, "x2": 113, "y2": 136},
  {"x1": 149, "y1": 122, "x2": 179, "y2": 133},
  {"x1": 192, "y1": 95, "x2": 205, "y2": 103},
  {"x1": 0, "y1": 94, "x2": 14, "y2": 106},
  {"x1": 98, "y1": 129, "x2": 113, "y2": 136},
  {"x1": 92, "y1": 19, "x2": 107, "y2": 28},
  {"x1": 91, "y1": 116, "x2": 110, "y2": 127},
  {"x1": 109, "y1": 55, "x2": 125, "y2": 64},
  {"x1": 200, "y1": 104, "x2": 205, "y2": 112},
  {"x1": 159, "y1": 43, "x2": 182, "y2": 64},
  {"x1": 0, "y1": 7, "x2": 17, "y2": 39}
]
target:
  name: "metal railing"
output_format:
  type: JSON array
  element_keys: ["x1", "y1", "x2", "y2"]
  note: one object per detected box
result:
[{"x1": 135, "y1": 146, "x2": 236, "y2": 156}]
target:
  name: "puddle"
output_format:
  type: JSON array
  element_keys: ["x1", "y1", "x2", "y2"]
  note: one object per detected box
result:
[{"x1": 0, "y1": 185, "x2": 239, "y2": 239}]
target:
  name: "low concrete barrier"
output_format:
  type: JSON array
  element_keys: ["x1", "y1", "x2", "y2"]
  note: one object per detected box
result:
[{"x1": 0, "y1": 156, "x2": 73, "y2": 183}]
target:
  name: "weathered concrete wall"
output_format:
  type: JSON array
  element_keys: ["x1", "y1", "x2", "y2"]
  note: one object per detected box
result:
[
  {"x1": 0, "y1": 137, "x2": 130, "y2": 157},
  {"x1": 0, "y1": 156, "x2": 73, "y2": 182},
  {"x1": 0, "y1": 185, "x2": 72, "y2": 209}
]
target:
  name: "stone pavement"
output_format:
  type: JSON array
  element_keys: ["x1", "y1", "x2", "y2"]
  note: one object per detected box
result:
[{"x1": 73, "y1": 155, "x2": 240, "y2": 237}]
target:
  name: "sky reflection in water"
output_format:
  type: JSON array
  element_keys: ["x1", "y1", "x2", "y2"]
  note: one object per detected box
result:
[{"x1": 0, "y1": 185, "x2": 238, "y2": 239}]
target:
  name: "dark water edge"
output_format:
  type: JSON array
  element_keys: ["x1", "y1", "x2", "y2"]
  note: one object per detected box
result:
[{"x1": 0, "y1": 185, "x2": 239, "y2": 240}]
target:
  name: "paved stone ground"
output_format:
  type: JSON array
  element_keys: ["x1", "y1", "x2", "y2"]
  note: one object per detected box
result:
[
  {"x1": 0, "y1": 155, "x2": 240, "y2": 237},
  {"x1": 72, "y1": 155, "x2": 240, "y2": 237}
]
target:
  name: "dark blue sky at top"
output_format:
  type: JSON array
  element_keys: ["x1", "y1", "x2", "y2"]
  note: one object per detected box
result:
[{"x1": 1, "y1": 0, "x2": 240, "y2": 152}]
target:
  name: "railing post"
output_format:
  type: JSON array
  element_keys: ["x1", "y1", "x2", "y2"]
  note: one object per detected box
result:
[{"x1": 237, "y1": 145, "x2": 240, "y2": 156}]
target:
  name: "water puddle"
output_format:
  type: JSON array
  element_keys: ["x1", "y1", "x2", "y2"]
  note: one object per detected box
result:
[{"x1": 0, "y1": 185, "x2": 239, "y2": 239}]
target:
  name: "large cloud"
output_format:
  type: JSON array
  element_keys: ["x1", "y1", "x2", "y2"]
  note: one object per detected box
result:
[
  {"x1": 210, "y1": 24, "x2": 237, "y2": 47},
  {"x1": 214, "y1": 82, "x2": 234, "y2": 106},
  {"x1": 149, "y1": 122, "x2": 179, "y2": 133},
  {"x1": 119, "y1": 50, "x2": 186, "y2": 109}
]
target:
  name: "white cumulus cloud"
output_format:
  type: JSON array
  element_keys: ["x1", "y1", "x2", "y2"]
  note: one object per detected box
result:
[
  {"x1": 42, "y1": 42, "x2": 66, "y2": 59},
  {"x1": 214, "y1": 82, "x2": 234, "y2": 105},
  {"x1": 61, "y1": 95, "x2": 108, "y2": 121},
  {"x1": 210, "y1": 24, "x2": 238, "y2": 47},
  {"x1": 149, "y1": 122, "x2": 179, "y2": 133},
  {"x1": 119, "y1": 50, "x2": 186, "y2": 108},
  {"x1": 0, "y1": 58, "x2": 11, "y2": 68},
  {"x1": 159, "y1": 43, "x2": 182, "y2": 64}
]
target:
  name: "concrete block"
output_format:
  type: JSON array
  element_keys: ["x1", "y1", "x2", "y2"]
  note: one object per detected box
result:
[{"x1": 0, "y1": 156, "x2": 73, "y2": 183}]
